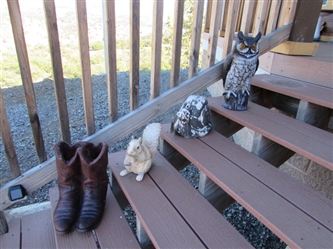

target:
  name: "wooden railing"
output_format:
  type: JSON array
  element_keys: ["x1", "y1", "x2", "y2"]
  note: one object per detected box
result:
[{"x1": 0, "y1": 0, "x2": 305, "y2": 219}]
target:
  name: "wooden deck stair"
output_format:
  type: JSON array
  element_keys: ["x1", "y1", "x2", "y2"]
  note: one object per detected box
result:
[{"x1": 1, "y1": 74, "x2": 332, "y2": 248}]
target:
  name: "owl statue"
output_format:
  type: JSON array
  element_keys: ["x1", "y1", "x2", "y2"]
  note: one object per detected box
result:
[{"x1": 222, "y1": 31, "x2": 262, "y2": 110}]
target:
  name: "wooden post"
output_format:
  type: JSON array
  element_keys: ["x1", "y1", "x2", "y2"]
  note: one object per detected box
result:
[
  {"x1": 240, "y1": 0, "x2": 256, "y2": 35},
  {"x1": 188, "y1": 0, "x2": 205, "y2": 78},
  {"x1": 7, "y1": 0, "x2": 47, "y2": 162},
  {"x1": 76, "y1": 0, "x2": 95, "y2": 135},
  {"x1": 0, "y1": 87, "x2": 20, "y2": 178},
  {"x1": 0, "y1": 211, "x2": 8, "y2": 235},
  {"x1": 150, "y1": 0, "x2": 163, "y2": 99},
  {"x1": 103, "y1": 0, "x2": 118, "y2": 122},
  {"x1": 130, "y1": 0, "x2": 140, "y2": 111},
  {"x1": 170, "y1": 0, "x2": 185, "y2": 88},
  {"x1": 44, "y1": 0, "x2": 71, "y2": 144}
]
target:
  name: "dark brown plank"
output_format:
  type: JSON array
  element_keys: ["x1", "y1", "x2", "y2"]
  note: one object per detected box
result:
[
  {"x1": 160, "y1": 124, "x2": 333, "y2": 248},
  {"x1": 0, "y1": 218, "x2": 20, "y2": 249},
  {"x1": 21, "y1": 209, "x2": 56, "y2": 249},
  {"x1": 198, "y1": 129, "x2": 333, "y2": 232},
  {"x1": 49, "y1": 188, "x2": 98, "y2": 249},
  {"x1": 94, "y1": 188, "x2": 140, "y2": 249},
  {"x1": 103, "y1": 0, "x2": 118, "y2": 122},
  {"x1": 208, "y1": 97, "x2": 333, "y2": 170},
  {"x1": 44, "y1": 0, "x2": 71, "y2": 143},
  {"x1": 149, "y1": 153, "x2": 252, "y2": 248},
  {"x1": 76, "y1": 0, "x2": 95, "y2": 135},
  {"x1": 7, "y1": 0, "x2": 47, "y2": 163},
  {"x1": 252, "y1": 74, "x2": 333, "y2": 109},
  {"x1": 109, "y1": 151, "x2": 205, "y2": 248}
]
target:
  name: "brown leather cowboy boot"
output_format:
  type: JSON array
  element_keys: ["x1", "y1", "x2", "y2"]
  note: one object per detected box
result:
[
  {"x1": 76, "y1": 142, "x2": 109, "y2": 232},
  {"x1": 53, "y1": 141, "x2": 88, "y2": 234}
]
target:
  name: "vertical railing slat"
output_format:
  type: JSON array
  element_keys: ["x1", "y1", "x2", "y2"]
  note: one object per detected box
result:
[
  {"x1": 278, "y1": 0, "x2": 298, "y2": 27},
  {"x1": 150, "y1": 0, "x2": 164, "y2": 99},
  {"x1": 170, "y1": 0, "x2": 185, "y2": 88},
  {"x1": 104, "y1": 0, "x2": 118, "y2": 122},
  {"x1": 76, "y1": 0, "x2": 95, "y2": 135},
  {"x1": 43, "y1": 0, "x2": 71, "y2": 144},
  {"x1": 188, "y1": 0, "x2": 205, "y2": 78},
  {"x1": 240, "y1": 0, "x2": 256, "y2": 35},
  {"x1": 204, "y1": 0, "x2": 213, "y2": 32},
  {"x1": 7, "y1": 0, "x2": 47, "y2": 163},
  {"x1": 205, "y1": 0, "x2": 223, "y2": 68},
  {"x1": 130, "y1": 0, "x2": 140, "y2": 111},
  {"x1": 0, "y1": 87, "x2": 20, "y2": 178},
  {"x1": 266, "y1": 0, "x2": 282, "y2": 34},
  {"x1": 222, "y1": 0, "x2": 241, "y2": 59},
  {"x1": 252, "y1": 0, "x2": 270, "y2": 35}
]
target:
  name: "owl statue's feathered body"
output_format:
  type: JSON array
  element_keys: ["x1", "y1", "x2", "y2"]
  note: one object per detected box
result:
[
  {"x1": 120, "y1": 123, "x2": 161, "y2": 181},
  {"x1": 222, "y1": 31, "x2": 262, "y2": 110}
]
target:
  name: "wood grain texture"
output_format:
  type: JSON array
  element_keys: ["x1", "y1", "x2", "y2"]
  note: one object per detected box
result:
[
  {"x1": 0, "y1": 87, "x2": 20, "y2": 178},
  {"x1": 49, "y1": 188, "x2": 98, "y2": 249},
  {"x1": 170, "y1": 0, "x2": 185, "y2": 88},
  {"x1": 76, "y1": 0, "x2": 95, "y2": 135},
  {"x1": 44, "y1": 0, "x2": 71, "y2": 143},
  {"x1": 205, "y1": 0, "x2": 223, "y2": 67},
  {"x1": 252, "y1": 0, "x2": 269, "y2": 35},
  {"x1": 240, "y1": 0, "x2": 256, "y2": 35},
  {"x1": 277, "y1": 0, "x2": 297, "y2": 27},
  {"x1": 208, "y1": 97, "x2": 333, "y2": 171},
  {"x1": 130, "y1": 0, "x2": 140, "y2": 111},
  {"x1": 188, "y1": 0, "x2": 204, "y2": 78},
  {"x1": 109, "y1": 151, "x2": 205, "y2": 248},
  {"x1": 251, "y1": 74, "x2": 333, "y2": 109},
  {"x1": 103, "y1": 0, "x2": 118, "y2": 122},
  {"x1": 0, "y1": 217, "x2": 20, "y2": 248},
  {"x1": 266, "y1": 0, "x2": 282, "y2": 33},
  {"x1": 150, "y1": 0, "x2": 163, "y2": 99},
  {"x1": 222, "y1": 0, "x2": 240, "y2": 59},
  {"x1": 149, "y1": 152, "x2": 252, "y2": 248},
  {"x1": 7, "y1": 0, "x2": 47, "y2": 163},
  {"x1": 21, "y1": 209, "x2": 56, "y2": 249},
  {"x1": 160, "y1": 124, "x2": 333, "y2": 248},
  {"x1": 92, "y1": 188, "x2": 140, "y2": 249}
]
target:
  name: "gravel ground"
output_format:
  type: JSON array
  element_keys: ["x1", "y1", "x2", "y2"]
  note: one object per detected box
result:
[{"x1": 1, "y1": 69, "x2": 286, "y2": 248}]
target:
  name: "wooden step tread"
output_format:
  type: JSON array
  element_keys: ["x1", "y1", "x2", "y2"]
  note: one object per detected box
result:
[
  {"x1": 49, "y1": 187, "x2": 140, "y2": 249},
  {"x1": 252, "y1": 74, "x2": 333, "y2": 109},
  {"x1": 208, "y1": 96, "x2": 333, "y2": 170},
  {"x1": 160, "y1": 124, "x2": 333, "y2": 248},
  {"x1": 109, "y1": 151, "x2": 252, "y2": 248}
]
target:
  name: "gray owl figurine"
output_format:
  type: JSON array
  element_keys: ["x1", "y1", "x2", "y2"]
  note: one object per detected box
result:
[{"x1": 222, "y1": 31, "x2": 262, "y2": 111}]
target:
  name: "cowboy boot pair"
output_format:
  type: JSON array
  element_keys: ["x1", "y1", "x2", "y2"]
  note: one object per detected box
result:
[{"x1": 53, "y1": 141, "x2": 109, "y2": 234}]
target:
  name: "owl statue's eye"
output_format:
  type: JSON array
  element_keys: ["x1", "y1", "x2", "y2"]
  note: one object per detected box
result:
[
  {"x1": 251, "y1": 45, "x2": 257, "y2": 51},
  {"x1": 239, "y1": 43, "x2": 247, "y2": 50}
]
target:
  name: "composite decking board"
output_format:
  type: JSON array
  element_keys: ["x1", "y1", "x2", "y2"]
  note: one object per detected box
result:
[
  {"x1": 148, "y1": 152, "x2": 252, "y2": 248},
  {"x1": 109, "y1": 151, "x2": 205, "y2": 249},
  {"x1": 0, "y1": 218, "x2": 21, "y2": 249},
  {"x1": 252, "y1": 73, "x2": 333, "y2": 109},
  {"x1": 198, "y1": 128, "x2": 333, "y2": 232},
  {"x1": 208, "y1": 97, "x2": 333, "y2": 170},
  {"x1": 49, "y1": 188, "x2": 98, "y2": 249},
  {"x1": 21, "y1": 209, "x2": 56, "y2": 249},
  {"x1": 94, "y1": 187, "x2": 140, "y2": 249},
  {"x1": 160, "y1": 125, "x2": 333, "y2": 249}
]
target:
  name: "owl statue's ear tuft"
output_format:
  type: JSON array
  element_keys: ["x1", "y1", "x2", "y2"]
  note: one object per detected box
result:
[
  {"x1": 255, "y1": 32, "x2": 262, "y2": 41},
  {"x1": 238, "y1": 31, "x2": 244, "y2": 41}
]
